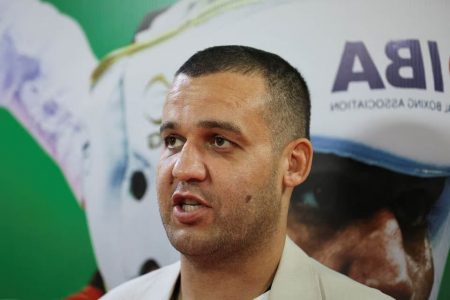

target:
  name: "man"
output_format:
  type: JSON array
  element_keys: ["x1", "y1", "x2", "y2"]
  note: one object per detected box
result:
[
  {"x1": 102, "y1": 45, "x2": 391, "y2": 299},
  {"x1": 288, "y1": 152, "x2": 447, "y2": 300}
]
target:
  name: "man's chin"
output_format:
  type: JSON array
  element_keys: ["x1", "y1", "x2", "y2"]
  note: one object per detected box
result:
[{"x1": 167, "y1": 229, "x2": 220, "y2": 257}]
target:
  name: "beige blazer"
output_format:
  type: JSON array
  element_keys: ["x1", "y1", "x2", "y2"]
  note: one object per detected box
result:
[{"x1": 102, "y1": 237, "x2": 392, "y2": 300}]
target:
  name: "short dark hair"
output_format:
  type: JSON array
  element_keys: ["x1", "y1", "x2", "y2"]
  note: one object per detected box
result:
[{"x1": 175, "y1": 45, "x2": 311, "y2": 150}]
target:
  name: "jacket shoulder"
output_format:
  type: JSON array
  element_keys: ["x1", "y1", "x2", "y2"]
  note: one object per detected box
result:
[
  {"x1": 310, "y1": 259, "x2": 394, "y2": 300},
  {"x1": 101, "y1": 261, "x2": 180, "y2": 300}
]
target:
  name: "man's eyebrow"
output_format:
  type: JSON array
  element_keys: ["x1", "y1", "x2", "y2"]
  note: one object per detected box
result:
[
  {"x1": 197, "y1": 120, "x2": 242, "y2": 135},
  {"x1": 159, "y1": 120, "x2": 242, "y2": 135},
  {"x1": 160, "y1": 121, "x2": 177, "y2": 133}
]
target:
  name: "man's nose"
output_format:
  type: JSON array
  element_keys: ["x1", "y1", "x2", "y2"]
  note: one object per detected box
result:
[
  {"x1": 172, "y1": 143, "x2": 207, "y2": 182},
  {"x1": 345, "y1": 208, "x2": 413, "y2": 300}
]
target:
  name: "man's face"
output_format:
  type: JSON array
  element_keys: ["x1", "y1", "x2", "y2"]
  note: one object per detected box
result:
[
  {"x1": 157, "y1": 72, "x2": 282, "y2": 259},
  {"x1": 287, "y1": 153, "x2": 445, "y2": 300}
]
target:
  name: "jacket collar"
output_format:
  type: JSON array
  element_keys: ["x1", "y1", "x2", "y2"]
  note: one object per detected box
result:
[
  {"x1": 269, "y1": 237, "x2": 323, "y2": 300},
  {"x1": 154, "y1": 237, "x2": 322, "y2": 300}
]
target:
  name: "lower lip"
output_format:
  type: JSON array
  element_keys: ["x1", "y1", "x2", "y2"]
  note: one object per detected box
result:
[{"x1": 173, "y1": 205, "x2": 210, "y2": 224}]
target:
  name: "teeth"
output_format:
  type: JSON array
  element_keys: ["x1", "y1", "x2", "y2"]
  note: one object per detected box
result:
[
  {"x1": 182, "y1": 204, "x2": 201, "y2": 212},
  {"x1": 184, "y1": 199, "x2": 199, "y2": 205}
]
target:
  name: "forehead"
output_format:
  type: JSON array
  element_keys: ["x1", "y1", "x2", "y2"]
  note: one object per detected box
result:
[{"x1": 163, "y1": 72, "x2": 268, "y2": 117}]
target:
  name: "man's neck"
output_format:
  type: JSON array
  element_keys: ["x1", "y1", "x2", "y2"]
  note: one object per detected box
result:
[{"x1": 178, "y1": 232, "x2": 285, "y2": 300}]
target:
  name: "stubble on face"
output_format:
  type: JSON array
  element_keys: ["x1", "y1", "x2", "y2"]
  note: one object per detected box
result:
[
  {"x1": 158, "y1": 166, "x2": 282, "y2": 265},
  {"x1": 157, "y1": 72, "x2": 284, "y2": 265}
]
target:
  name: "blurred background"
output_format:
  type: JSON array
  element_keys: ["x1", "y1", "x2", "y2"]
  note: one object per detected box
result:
[
  {"x1": 0, "y1": 1, "x2": 175, "y2": 299},
  {"x1": 0, "y1": 1, "x2": 448, "y2": 299}
]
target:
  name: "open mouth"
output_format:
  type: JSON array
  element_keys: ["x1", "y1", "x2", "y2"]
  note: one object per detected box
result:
[
  {"x1": 180, "y1": 199, "x2": 202, "y2": 212},
  {"x1": 172, "y1": 192, "x2": 210, "y2": 213},
  {"x1": 171, "y1": 192, "x2": 211, "y2": 224}
]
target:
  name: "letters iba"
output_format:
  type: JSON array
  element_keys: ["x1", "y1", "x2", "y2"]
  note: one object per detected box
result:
[{"x1": 332, "y1": 40, "x2": 444, "y2": 92}]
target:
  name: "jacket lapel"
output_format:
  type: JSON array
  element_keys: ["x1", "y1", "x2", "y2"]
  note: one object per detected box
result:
[
  {"x1": 146, "y1": 261, "x2": 181, "y2": 300},
  {"x1": 269, "y1": 238, "x2": 323, "y2": 300}
]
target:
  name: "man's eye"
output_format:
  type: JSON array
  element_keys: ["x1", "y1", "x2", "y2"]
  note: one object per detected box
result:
[
  {"x1": 212, "y1": 135, "x2": 232, "y2": 148},
  {"x1": 391, "y1": 191, "x2": 432, "y2": 228},
  {"x1": 164, "y1": 136, "x2": 184, "y2": 149}
]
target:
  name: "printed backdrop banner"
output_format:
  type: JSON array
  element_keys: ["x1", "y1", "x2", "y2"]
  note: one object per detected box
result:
[{"x1": 1, "y1": 0, "x2": 449, "y2": 299}]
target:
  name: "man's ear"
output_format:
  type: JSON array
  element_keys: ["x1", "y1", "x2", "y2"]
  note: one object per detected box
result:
[{"x1": 283, "y1": 138, "x2": 313, "y2": 187}]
